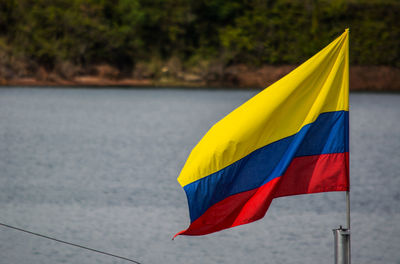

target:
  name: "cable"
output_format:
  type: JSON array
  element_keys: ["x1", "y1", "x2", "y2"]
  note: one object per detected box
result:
[{"x1": 0, "y1": 222, "x2": 141, "y2": 264}]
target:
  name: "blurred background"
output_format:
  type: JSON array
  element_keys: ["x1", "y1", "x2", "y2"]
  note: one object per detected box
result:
[
  {"x1": 0, "y1": 0, "x2": 399, "y2": 90},
  {"x1": 1, "y1": 1, "x2": 400, "y2": 264}
]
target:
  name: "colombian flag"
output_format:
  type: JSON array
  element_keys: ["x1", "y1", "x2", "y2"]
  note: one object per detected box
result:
[{"x1": 175, "y1": 30, "x2": 349, "y2": 237}]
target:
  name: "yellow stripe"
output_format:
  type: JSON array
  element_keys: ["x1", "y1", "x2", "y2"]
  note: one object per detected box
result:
[{"x1": 178, "y1": 29, "x2": 349, "y2": 187}]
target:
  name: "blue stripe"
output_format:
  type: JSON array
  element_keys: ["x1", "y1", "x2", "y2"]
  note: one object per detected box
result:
[{"x1": 184, "y1": 110, "x2": 349, "y2": 222}]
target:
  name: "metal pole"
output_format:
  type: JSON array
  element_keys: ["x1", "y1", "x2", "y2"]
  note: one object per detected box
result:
[
  {"x1": 334, "y1": 28, "x2": 351, "y2": 264},
  {"x1": 333, "y1": 191, "x2": 351, "y2": 264},
  {"x1": 346, "y1": 191, "x2": 350, "y2": 230},
  {"x1": 333, "y1": 227, "x2": 350, "y2": 264},
  {"x1": 346, "y1": 191, "x2": 351, "y2": 264}
]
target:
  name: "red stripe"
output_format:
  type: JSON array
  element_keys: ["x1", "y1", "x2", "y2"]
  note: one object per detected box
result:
[{"x1": 174, "y1": 152, "x2": 349, "y2": 237}]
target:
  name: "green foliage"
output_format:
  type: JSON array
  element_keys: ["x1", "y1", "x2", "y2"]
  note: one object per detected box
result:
[
  {"x1": 1, "y1": 0, "x2": 399, "y2": 71},
  {"x1": 219, "y1": 0, "x2": 400, "y2": 66}
]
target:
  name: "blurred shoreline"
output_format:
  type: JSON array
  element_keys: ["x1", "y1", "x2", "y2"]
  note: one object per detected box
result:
[{"x1": 1, "y1": 64, "x2": 399, "y2": 92}]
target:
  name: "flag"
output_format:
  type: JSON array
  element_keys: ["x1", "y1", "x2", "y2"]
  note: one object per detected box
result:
[{"x1": 174, "y1": 29, "x2": 349, "y2": 237}]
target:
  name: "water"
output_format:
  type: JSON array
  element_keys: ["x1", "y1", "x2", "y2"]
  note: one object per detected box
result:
[{"x1": 0, "y1": 88, "x2": 399, "y2": 264}]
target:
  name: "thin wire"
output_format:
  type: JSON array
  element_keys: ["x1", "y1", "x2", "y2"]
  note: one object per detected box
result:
[{"x1": 0, "y1": 222, "x2": 141, "y2": 264}]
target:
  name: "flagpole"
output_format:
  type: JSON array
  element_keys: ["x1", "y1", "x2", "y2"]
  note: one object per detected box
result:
[
  {"x1": 346, "y1": 190, "x2": 351, "y2": 264},
  {"x1": 334, "y1": 29, "x2": 350, "y2": 263},
  {"x1": 333, "y1": 191, "x2": 351, "y2": 264},
  {"x1": 346, "y1": 191, "x2": 350, "y2": 230},
  {"x1": 344, "y1": 27, "x2": 351, "y2": 264}
]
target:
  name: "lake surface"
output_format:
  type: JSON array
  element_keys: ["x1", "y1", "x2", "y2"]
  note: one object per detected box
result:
[{"x1": 0, "y1": 88, "x2": 399, "y2": 264}]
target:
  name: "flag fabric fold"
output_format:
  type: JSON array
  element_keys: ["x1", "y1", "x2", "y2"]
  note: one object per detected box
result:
[{"x1": 175, "y1": 29, "x2": 349, "y2": 237}]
